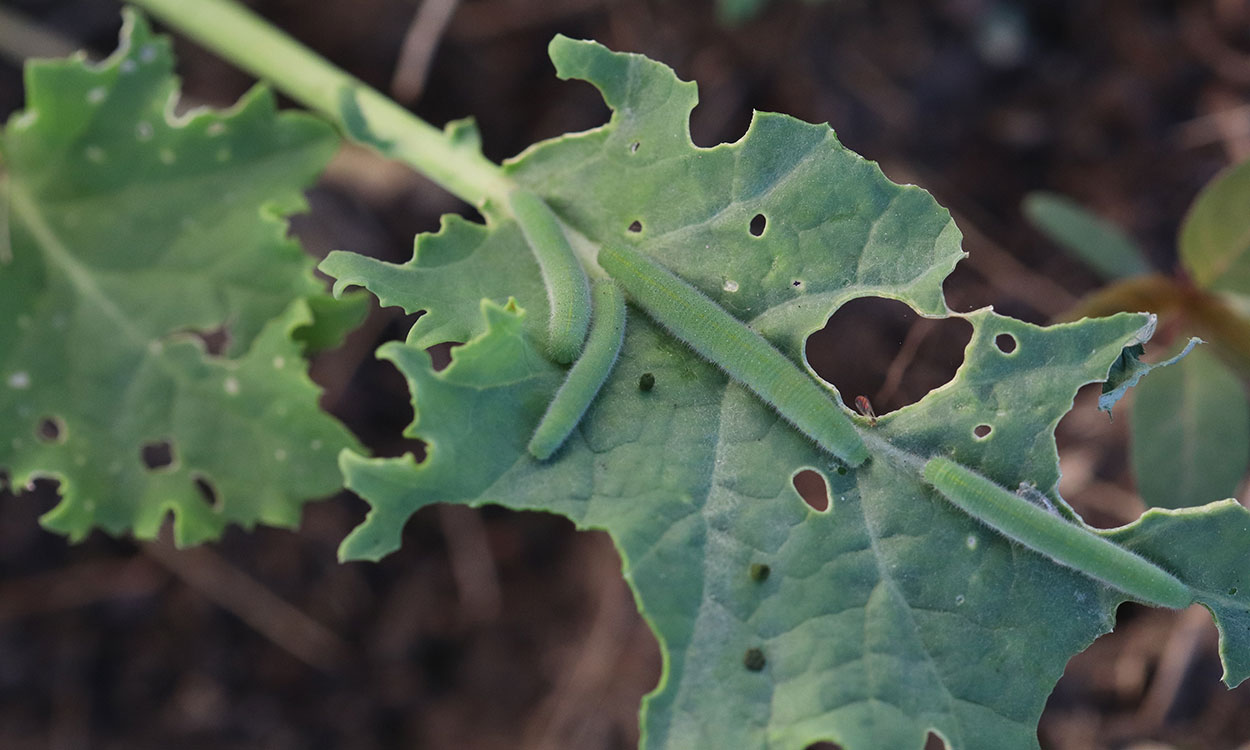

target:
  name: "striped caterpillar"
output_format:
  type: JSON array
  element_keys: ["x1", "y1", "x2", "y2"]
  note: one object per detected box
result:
[
  {"x1": 923, "y1": 457, "x2": 1192, "y2": 609},
  {"x1": 509, "y1": 189, "x2": 591, "y2": 365},
  {"x1": 597, "y1": 244, "x2": 868, "y2": 467},
  {"x1": 528, "y1": 279, "x2": 627, "y2": 460}
]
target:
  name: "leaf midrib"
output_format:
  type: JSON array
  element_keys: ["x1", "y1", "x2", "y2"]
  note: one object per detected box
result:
[{"x1": 9, "y1": 182, "x2": 148, "y2": 346}]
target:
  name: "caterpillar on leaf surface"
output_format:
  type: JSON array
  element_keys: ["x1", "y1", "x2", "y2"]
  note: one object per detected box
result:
[
  {"x1": 528, "y1": 279, "x2": 627, "y2": 461},
  {"x1": 509, "y1": 189, "x2": 591, "y2": 365},
  {"x1": 597, "y1": 243, "x2": 868, "y2": 467},
  {"x1": 923, "y1": 456, "x2": 1192, "y2": 609}
]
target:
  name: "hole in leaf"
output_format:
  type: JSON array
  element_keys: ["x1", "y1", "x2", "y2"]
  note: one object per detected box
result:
[
  {"x1": 805, "y1": 743, "x2": 844, "y2": 750},
  {"x1": 638, "y1": 372, "x2": 655, "y2": 391},
  {"x1": 184, "y1": 323, "x2": 231, "y2": 356},
  {"x1": 749, "y1": 213, "x2": 767, "y2": 236},
  {"x1": 808, "y1": 297, "x2": 970, "y2": 414},
  {"x1": 36, "y1": 416, "x2": 65, "y2": 443},
  {"x1": 629, "y1": 141, "x2": 640, "y2": 153},
  {"x1": 793, "y1": 469, "x2": 830, "y2": 512},
  {"x1": 925, "y1": 733, "x2": 949, "y2": 750},
  {"x1": 974, "y1": 424, "x2": 992, "y2": 439},
  {"x1": 141, "y1": 440, "x2": 175, "y2": 471},
  {"x1": 995, "y1": 333, "x2": 1018, "y2": 353},
  {"x1": 792, "y1": 279, "x2": 803, "y2": 288},
  {"x1": 426, "y1": 342, "x2": 462, "y2": 373},
  {"x1": 628, "y1": 220, "x2": 642, "y2": 233},
  {"x1": 192, "y1": 474, "x2": 220, "y2": 509},
  {"x1": 749, "y1": 563, "x2": 770, "y2": 581}
]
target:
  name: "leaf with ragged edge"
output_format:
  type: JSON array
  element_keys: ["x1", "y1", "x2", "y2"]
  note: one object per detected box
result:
[
  {"x1": 0, "y1": 11, "x2": 362, "y2": 545},
  {"x1": 323, "y1": 37, "x2": 1250, "y2": 749},
  {"x1": 1098, "y1": 330, "x2": 1201, "y2": 413},
  {"x1": 1180, "y1": 157, "x2": 1250, "y2": 293},
  {"x1": 1131, "y1": 346, "x2": 1250, "y2": 509}
]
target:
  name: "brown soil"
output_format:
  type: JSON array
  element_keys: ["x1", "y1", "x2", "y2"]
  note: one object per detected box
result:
[{"x1": 3, "y1": 1, "x2": 1249, "y2": 748}]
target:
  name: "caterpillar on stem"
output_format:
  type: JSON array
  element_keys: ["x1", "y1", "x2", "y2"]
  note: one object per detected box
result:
[
  {"x1": 923, "y1": 457, "x2": 1192, "y2": 609},
  {"x1": 508, "y1": 189, "x2": 591, "y2": 364},
  {"x1": 597, "y1": 244, "x2": 868, "y2": 467},
  {"x1": 528, "y1": 279, "x2": 627, "y2": 460}
]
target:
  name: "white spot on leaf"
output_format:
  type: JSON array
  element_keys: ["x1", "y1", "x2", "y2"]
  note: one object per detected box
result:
[
  {"x1": 272, "y1": 356, "x2": 285, "y2": 369},
  {"x1": 723, "y1": 279, "x2": 739, "y2": 293},
  {"x1": 87, "y1": 87, "x2": 107, "y2": 104},
  {"x1": 135, "y1": 122, "x2": 154, "y2": 141},
  {"x1": 7, "y1": 371, "x2": 30, "y2": 389},
  {"x1": 85, "y1": 146, "x2": 106, "y2": 163},
  {"x1": 159, "y1": 148, "x2": 176, "y2": 165},
  {"x1": 223, "y1": 376, "x2": 240, "y2": 395},
  {"x1": 274, "y1": 449, "x2": 287, "y2": 461},
  {"x1": 120, "y1": 59, "x2": 137, "y2": 74},
  {"x1": 966, "y1": 535, "x2": 978, "y2": 551},
  {"x1": 139, "y1": 44, "x2": 157, "y2": 63}
]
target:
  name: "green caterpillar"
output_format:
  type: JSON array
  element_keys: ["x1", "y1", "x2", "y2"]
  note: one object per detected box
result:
[
  {"x1": 923, "y1": 457, "x2": 1192, "y2": 609},
  {"x1": 528, "y1": 279, "x2": 627, "y2": 460},
  {"x1": 598, "y1": 244, "x2": 868, "y2": 467},
  {"x1": 509, "y1": 189, "x2": 591, "y2": 364}
]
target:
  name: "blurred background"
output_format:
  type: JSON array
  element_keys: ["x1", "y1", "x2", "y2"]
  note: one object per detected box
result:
[{"x1": 2, "y1": 0, "x2": 1249, "y2": 748}]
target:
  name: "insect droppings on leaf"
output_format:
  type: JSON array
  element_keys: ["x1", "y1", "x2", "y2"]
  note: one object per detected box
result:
[
  {"x1": 749, "y1": 563, "x2": 770, "y2": 582},
  {"x1": 743, "y1": 648, "x2": 766, "y2": 671},
  {"x1": 639, "y1": 372, "x2": 655, "y2": 391}
]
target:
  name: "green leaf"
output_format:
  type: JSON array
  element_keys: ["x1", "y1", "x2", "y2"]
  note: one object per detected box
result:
[
  {"x1": 323, "y1": 36, "x2": 1250, "y2": 749},
  {"x1": 0, "y1": 11, "x2": 360, "y2": 545},
  {"x1": 1180, "y1": 158, "x2": 1250, "y2": 292},
  {"x1": 1131, "y1": 346, "x2": 1250, "y2": 508},
  {"x1": 1022, "y1": 191, "x2": 1151, "y2": 280}
]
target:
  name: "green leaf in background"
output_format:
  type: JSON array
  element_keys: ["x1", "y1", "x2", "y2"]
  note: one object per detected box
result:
[
  {"x1": 1022, "y1": 191, "x2": 1151, "y2": 281},
  {"x1": 0, "y1": 12, "x2": 361, "y2": 545},
  {"x1": 1179, "y1": 158, "x2": 1250, "y2": 293},
  {"x1": 324, "y1": 36, "x2": 1250, "y2": 749},
  {"x1": 1131, "y1": 346, "x2": 1250, "y2": 509}
]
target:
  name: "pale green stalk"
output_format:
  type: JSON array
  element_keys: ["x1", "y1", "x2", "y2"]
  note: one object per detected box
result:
[{"x1": 127, "y1": 0, "x2": 511, "y2": 208}]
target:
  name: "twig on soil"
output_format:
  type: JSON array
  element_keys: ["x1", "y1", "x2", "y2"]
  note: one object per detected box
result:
[
  {"x1": 390, "y1": 0, "x2": 461, "y2": 104},
  {"x1": 143, "y1": 537, "x2": 350, "y2": 671}
]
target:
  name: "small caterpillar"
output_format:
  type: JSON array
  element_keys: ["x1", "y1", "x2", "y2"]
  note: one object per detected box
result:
[
  {"x1": 509, "y1": 189, "x2": 591, "y2": 364},
  {"x1": 528, "y1": 279, "x2": 627, "y2": 461},
  {"x1": 923, "y1": 457, "x2": 1192, "y2": 609},
  {"x1": 598, "y1": 244, "x2": 868, "y2": 467}
]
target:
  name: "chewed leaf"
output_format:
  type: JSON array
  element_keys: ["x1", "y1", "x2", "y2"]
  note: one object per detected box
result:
[
  {"x1": 321, "y1": 33, "x2": 1250, "y2": 750},
  {"x1": 1099, "y1": 330, "x2": 1202, "y2": 414},
  {"x1": 0, "y1": 11, "x2": 360, "y2": 544}
]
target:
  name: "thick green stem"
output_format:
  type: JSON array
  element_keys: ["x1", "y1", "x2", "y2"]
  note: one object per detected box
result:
[{"x1": 126, "y1": 0, "x2": 511, "y2": 208}]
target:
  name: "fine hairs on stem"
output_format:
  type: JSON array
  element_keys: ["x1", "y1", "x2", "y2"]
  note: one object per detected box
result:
[
  {"x1": 509, "y1": 190, "x2": 592, "y2": 364},
  {"x1": 528, "y1": 279, "x2": 627, "y2": 460},
  {"x1": 598, "y1": 244, "x2": 868, "y2": 467},
  {"x1": 923, "y1": 457, "x2": 1193, "y2": 609}
]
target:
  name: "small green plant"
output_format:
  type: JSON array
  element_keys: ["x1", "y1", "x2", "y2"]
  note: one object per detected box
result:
[
  {"x1": 6, "y1": 2, "x2": 1250, "y2": 748},
  {"x1": 1026, "y1": 159, "x2": 1250, "y2": 510}
]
